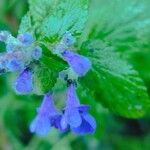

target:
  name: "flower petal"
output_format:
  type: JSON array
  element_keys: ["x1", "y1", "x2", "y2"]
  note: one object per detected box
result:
[
  {"x1": 66, "y1": 84, "x2": 80, "y2": 107},
  {"x1": 77, "y1": 105, "x2": 90, "y2": 112},
  {"x1": 14, "y1": 68, "x2": 33, "y2": 94},
  {"x1": 60, "y1": 115, "x2": 68, "y2": 130},
  {"x1": 7, "y1": 58, "x2": 23, "y2": 71},
  {"x1": 71, "y1": 112, "x2": 96, "y2": 135},
  {"x1": 83, "y1": 112, "x2": 96, "y2": 130},
  {"x1": 62, "y1": 50, "x2": 91, "y2": 77},
  {"x1": 30, "y1": 114, "x2": 50, "y2": 136},
  {"x1": 38, "y1": 93, "x2": 59, "y2": 116},
  {"x1": 64, "y1": 108, "x2": 82, "y2": 128},
  {"x1": 51, "y1": 115, "x2": 68, "y2": 132}
]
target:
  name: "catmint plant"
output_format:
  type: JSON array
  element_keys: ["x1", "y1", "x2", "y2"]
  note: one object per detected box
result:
[
  {"x1": 14, "y1": 68, "x2": 33, "y2": 94},
  {"x1": 30, "y1": 92, "x2": 63, "y2": 136},
  {"x1": 1, "y1": 1, "x2": 150, "y2": 148},
  {"x1": 61, "y1": 81, "x2": 96, "y2": 134},
  {"x1": 29, "y1": 32, "x2": 96, "y2": 135},
  {"x1": 0, "y1": 30, "x2": 96, "y2": 136}
]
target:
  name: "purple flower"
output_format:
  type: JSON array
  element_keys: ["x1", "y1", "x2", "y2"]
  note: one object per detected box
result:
[
  {"x1": 17, "y1": 32, "x2": 33, "y2": 45},
  {"x1": 7, "y1": 58, "x2": 23, "y2": 71},
  {"x1": 30, "y1": 93, "x2": 63, "y2": 136},
  {"x1": 31, "y1": 46, "x2": 42, "y2": 60},
  {"x1": 71, "y1": 111, "x2": 96, "y2": 135},
  {"x1": 62, "y1": 50, "x2": 91, "y2": 77},
  {"x1": 14, "y1": 68, "x2": 33, "y2": 94},
  {"x1": 30, "y1": 113, "x2": 51, "y2": 136},
  {"x1": 61, "y1": 84, "x2": 96, "y2": 134}
]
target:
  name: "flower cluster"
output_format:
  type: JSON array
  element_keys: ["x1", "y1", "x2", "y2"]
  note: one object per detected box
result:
[
  {"x1": 0, "y1": 31, "x2": 42, "y2": 94},
  {"x1": 30, "y1": 81, "x2": 96, "y2": 136},
  {"x1": 0, "y1": 30, "x2": 96, "y2": 136},
  {"x1": 30, "y1": 32, "x2": 96, "y2": 135}
]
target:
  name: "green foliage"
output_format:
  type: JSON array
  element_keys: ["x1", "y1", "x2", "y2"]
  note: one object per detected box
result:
[
  {"x1": 28, "y1": 0, "x2": 88, "y2": 40},
  {"x1": 32, "y1": 46, "x2": 67, "y2": 95},
  {"x1": 18, "y1": 0, "x2": 88, "y2": 94},
  {"x1": 18, "y1": 0, "x2": 150, "y2": 118},
  {"x1": 78, "y1": 0, "x2": 150, "y2": 118},
  {"x1": 32, "y1": 64, "x2": 58, "y2": 95},
  {"x1": 1, "y1": 0, "x2": 150, "y2": 149},
  {"x1": 82, "y1": 0, "x2": 150, "y2": 46},
  {"x1": 81, "y1": 0, "x2": 150, "y2": 83},
  {"x1": 18, "y1": 13, "x2": 33, "y2": 34},
  {"x1": 80, "y1": 40, "x2": 150, "y2": 118}
]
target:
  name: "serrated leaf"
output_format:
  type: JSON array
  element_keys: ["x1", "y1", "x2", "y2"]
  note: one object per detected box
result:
[
  {"x1": 32, "y1": 45, "x2": 67, "y2": 95},
  {"x1": 18, "y1": 13, "x2": 33, "y2": 34},
  {"x1": 79, "y1": 40, "x2": 150, "y2": 118},
  {"x1": 29, "y1": 0, "x2": 88, "y2": 40},
  {"x1": 33, "y1": 64, "x2": 58, "y2": 95},
  {"x1": 81, "y1": 0, "x2": 150, "y2": 48},
  {"x1": 80, "y1": 0, "x2": 150, "y2": 83}
]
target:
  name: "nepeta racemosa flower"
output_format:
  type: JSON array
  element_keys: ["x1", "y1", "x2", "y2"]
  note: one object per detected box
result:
[
  {"x1": 30, "y1": 93, "x2": 62, "y2": 136},
  {"x1": 55, "y1": 32, "x2": 91, "y2": 77},
  {"x1": 0, "y1": 30, "x2": 42, "y2": 95},
  {"x1": 17, "y1": 32, "x2": 33, "y2": 46},
  {"x1": 62, "y1": 50, "x2": 91, "y2": 77},
  {"x1": 14, "y1": 68, "x2": 33, "y2": 94},
  {"x1": 7, "y1": 58, "x2": 23, "y2": 71},
  {"x1": 61, "y1": 83, "x2": 96, "y2": 134},
  {"x1": 0, "y1": 29, "x2": 96, "y2": 136}
]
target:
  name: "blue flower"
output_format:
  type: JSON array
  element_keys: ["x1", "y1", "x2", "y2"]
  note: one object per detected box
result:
[
  {"x1": 7, "y1": 58, "x2": 23, "y2": 71},
  {"x1": 61, "y1": 84, "x2": 96, "y2": 134},
  {"x1": 30, "y1": 93, "x2": 63, "y2": 136},
  {"x1": 62, "y1": 50, "x2": 91, "y2": 77},
  {"x1": 71, "y1": 110, "x2": 96, "y2": 135},
  {"x1": 17, "y1": 32, "x2": 33, "y2": 45},
  {"x1": 14, "y1": 68, "x2": 33, "y2": 94},
  {"x1": 29, "y1": 113, "x2": 51, "y2": 136},
  {"x1": 31, "y1": 46, "x2": 42, "y2": 60}
]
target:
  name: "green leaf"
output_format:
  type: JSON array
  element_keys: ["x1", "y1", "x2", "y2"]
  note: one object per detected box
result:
[
  {"x1": 81, "y1": 0, "x2": 150, "y2": 47},
  {"x1": 40, "y1": 45, "x2": 68, "y2": 70},
  {"x1": 32, "y1": 46, "x2": 67, "y2": 95},
  {"x1": 33, "y1": 64, "x2": 58, "y2": 95},
  {"x1": 80, "y1": 40, "x2": 150, "y2": 118},
  {"x1": 80, "y1": 0, "x2": 150, "y2": 83},
  {"x1": 130, "y1": 50, "x2": 150, "y2": 85},
  {"x1": 18, "y1": 13, "x2": 33, "y2": 34},
  {"x1": 29, "y1": 0, "x2": 88, "y2": 40}
]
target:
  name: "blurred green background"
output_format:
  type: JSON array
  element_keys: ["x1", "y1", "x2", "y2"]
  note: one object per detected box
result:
[{"x1": 1, "y1": 0, "x2": 150, "y2": 150}]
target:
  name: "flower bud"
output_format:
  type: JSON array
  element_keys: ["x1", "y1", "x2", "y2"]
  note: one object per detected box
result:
[
  {"x1": 7, "y1": 58, "x2": 23, "y2": 71},
  {"x1": 31, "y1": 46, "x2": 42, "y2": 60},
  {"x1": 17, "y1": 32, "x2": 33, "y2": 45}
]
